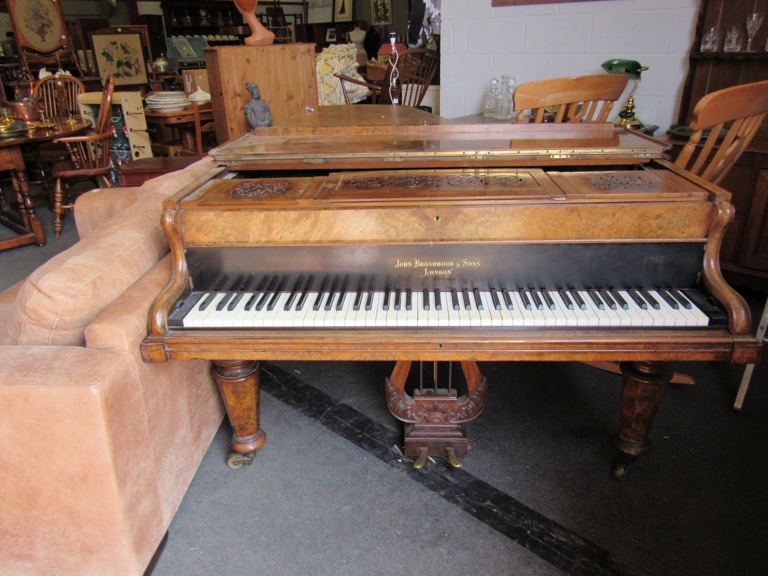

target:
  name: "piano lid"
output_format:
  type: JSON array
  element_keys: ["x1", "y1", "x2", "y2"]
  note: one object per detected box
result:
[{"x1": 212, "y1": 108, "x2": 669, "y2": 171}]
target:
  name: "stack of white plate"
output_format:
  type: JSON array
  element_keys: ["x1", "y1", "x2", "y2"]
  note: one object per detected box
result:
[{"x1": 146, "y1": 92, "x2": 190, "y2": 113}]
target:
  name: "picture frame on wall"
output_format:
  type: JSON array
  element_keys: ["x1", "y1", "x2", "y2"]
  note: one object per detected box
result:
[
  {"x1": 92, "y1": 33, "x2": 149, "y2": 86},
  {"x1": 371, "y1": 0, "x2": 393, "y2": 26},
  {"x1": 334, "y1": 0, "x2": 353, "y2": 22}
]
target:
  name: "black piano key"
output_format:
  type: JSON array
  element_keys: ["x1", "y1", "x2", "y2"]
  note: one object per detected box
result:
[
  {"x1": 610, "y1": 289, "x2": 629, "y2": 310},
  {"x1": 244, "y1": 276, "x2": 271, "y2": 311},
  {"x1": 451, "y1": 289, "x2": 460, "y2": 311},
  {"x1": 228, "y1": 275, "x2": 255, "y2": 311},
  {"x1": 518, "y1": 289, "x2": 531, "y2": 310},
  {"x1": 627, "y1": 289, "x2": 647, "y2": 309},
  {"x1": 502, "y1": 289, "x2": 514, "y2": 310},
  {"x1": 600, "y1": 289, "x2": 617, "y2": 310},
  {"x1": 284, "y1": 275, "x2": 305, "y2": 310},
  {"x1": 422, "y1": 289, "x2": 430, "y2": 311},
  {"x1": 336, "y1": 277, "x2": 349, "y2": 311},
  {"x1": 530, "y1": 290, "x2": 544, "y2": 310},
  {"x1": 434, "y1": 289, "x2": 442, "y2": 311},
  {"x1": 540, "y1": 290, "x2": 555, "y2": 310},
  {"x1": 671, "y1": 289, "x2": 693, "y2": 310},
  {"x1": 382, "y1": 288, "x2": 391, "y2": 311},
  {"x1": 313, "y1": 277, "x2": 330, "y2": 311},
  {"x1": 588, "y1": 289, "x2": 605, "y2": 310},
  {"x1": 569, "y1": 289, "x2": 586, "y2": 310},
  {"x1": 255, "y1": 291, "x2": 270, "y2": 311},
  {"x1": 394, "y1": 289, "x2": 402, "y2": 311},
  {"x1": 198, "y1": 275, "x2": 230, "y2": 311},
  {"x1": 406, "y1": 289, "x2": 412, "y2": 311},
  {"x1": 558, "y1": 289, "x2": 574, "y2": 310},
  {"x1": 365, "y1": 290, "x2": 374, "y2": 311},
  {"x1": 295, "y1": 275, "x2": 314, "y2": 311},
  {"x1": 462, "y1": 289, "x2": 471, "y2": 310},
  {"x1": 658, "y1": 288, "x2": 679, "y2": 309},
  {"x1": 266, "y1": 277, "x2": 287, "y2": 311},
  {"x1": 216, "y1": 275, "x2": 245, "y2": 310},
  {"x1": 640, "y1": 289, "x2": 661, "y2": 310},
  {"x1": 325, "y1": 277, "x2": 340, "y2": 311},
  {"x1": 473, "y1": 288, "x2": 483, "y2": 310},
  {"x1": 490, "y1": 289, "x2": 501, "y2": 311},
  {"x1": 353, "y1": 289, "x2": 364, "y2": 311}
]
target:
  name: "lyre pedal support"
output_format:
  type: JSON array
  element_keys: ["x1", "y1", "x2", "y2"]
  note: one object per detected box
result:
[{"x1": 385, "y1": 360, "x2": 488, "y2": 468}]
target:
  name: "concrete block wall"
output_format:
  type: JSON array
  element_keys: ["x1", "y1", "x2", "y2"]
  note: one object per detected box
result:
[{"x1": 440, "y1": 0, "x2": 699, "y2": 131}]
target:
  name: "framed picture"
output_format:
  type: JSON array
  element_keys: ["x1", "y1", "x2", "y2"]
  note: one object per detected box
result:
[
  {"x1": 92, "y1": 33, "x2": 148, "y2": 86},
  {"x1": 335, "y1": 0, "x2": 353, "y2": 22},
  {"x1": 326, "y1": 28, "x2": 338, "y2": 43},
  {"x1": 371, "y1": 0, "x2": 392, "y2": 26},
  {"x1": 7, "y1": 0, "x2": 68, "y2": 54}
]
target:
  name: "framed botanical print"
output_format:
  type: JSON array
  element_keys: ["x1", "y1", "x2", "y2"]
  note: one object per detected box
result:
[
  {"x1": 371, "y1": 0, "x2": 392, "y2": 26},
  {"x1": 335, "y1": 0, "x2": 353, "y2": 22},
  {"x1": 92, "y1": 34, "x2": 149, "y2": 86}
]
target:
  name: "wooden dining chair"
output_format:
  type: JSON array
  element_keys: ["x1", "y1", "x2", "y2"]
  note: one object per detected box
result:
[
  {"x1": 335, "y1": 48, "x2": 439, "y2": 107},
  {"x1": 33, "y1": 75, "x2": 87, "y2": 121},
  {"x1": 50, "y1": 76, "x2": 115, "y2": 237},
  {"x1": 673, "y1": 79, "x2": 768, "y2": 186},
  {"x1": 514, "y1": 74, "x2": 628, "y2": 123}
]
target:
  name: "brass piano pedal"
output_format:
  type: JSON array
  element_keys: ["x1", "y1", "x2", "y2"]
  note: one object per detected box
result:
[
  {"x1": 412, "y1": 446, "x2": 429, "y2": 469},
  {"x1": 227, "y1": 451, "x2": 255, "y2": 470},
  {"x1": 446, "y1": 447, "x2": 464, "y2": 468}
]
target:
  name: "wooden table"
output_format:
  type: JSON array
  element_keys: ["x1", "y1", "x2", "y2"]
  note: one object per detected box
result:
[
  {"x1": 144, "y1": 101, "x2": 213, "y2": 157},
  {"x1": 0, "y1": 119, "x2": 89, "y2": 251}
]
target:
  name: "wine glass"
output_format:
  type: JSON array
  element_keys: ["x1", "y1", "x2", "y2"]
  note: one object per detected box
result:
[{"x1": 745, "y1": 12, "x2": 764, "y2": 52}]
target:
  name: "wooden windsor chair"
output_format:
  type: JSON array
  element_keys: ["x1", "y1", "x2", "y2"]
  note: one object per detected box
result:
[
  {"x1": 51, "y1": 76, "x2": 115, "y2": 237},
  {"x1": 513, "y1": 74, "x2": 628, "y2": 123},
  {"x1": 33, "y1": 75, "x2": 86, "y2": 121},
  {"x1": 335, "y1": 48, "x2": 438, "y2": 107},
  {"x1": 670, "y1": 79, "x2": 768, "y2": 408}
]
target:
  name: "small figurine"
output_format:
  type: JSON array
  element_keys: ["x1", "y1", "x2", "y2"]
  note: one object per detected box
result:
[{"x1": 244, "y1": 82, "x2": 272, "y2": 129}]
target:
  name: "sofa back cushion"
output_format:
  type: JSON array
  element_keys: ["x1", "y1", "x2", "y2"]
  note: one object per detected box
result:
[{"x1": 4, "y1": 157, "x2": 217, "y2": 346}]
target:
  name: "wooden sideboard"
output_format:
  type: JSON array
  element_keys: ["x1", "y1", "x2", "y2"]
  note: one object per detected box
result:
[{"x1": 204, "y1": 44, "x2": 319, "y2": 145}]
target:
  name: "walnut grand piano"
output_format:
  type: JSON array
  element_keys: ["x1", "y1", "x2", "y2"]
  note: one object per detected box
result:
[{"x1": 140, "y1": 107, "x2": 762, "y2": 478}]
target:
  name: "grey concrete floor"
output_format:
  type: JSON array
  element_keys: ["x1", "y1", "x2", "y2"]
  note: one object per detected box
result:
[{"x1": 3, "y1": 189, "x2": 767, "y2": 576}]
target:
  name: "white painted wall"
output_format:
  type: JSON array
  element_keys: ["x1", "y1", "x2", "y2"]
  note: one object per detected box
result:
[{"x1": 439, "y1": 0, "x2": 699, "y2": 131}]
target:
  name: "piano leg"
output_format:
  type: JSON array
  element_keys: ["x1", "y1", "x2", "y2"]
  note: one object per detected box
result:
[
  {"x1": 613, "y1": 360, "x2": 673, "y2": 480},
  {"x1": 211, "y1": 360, "x2": 267, "y2": 469}
]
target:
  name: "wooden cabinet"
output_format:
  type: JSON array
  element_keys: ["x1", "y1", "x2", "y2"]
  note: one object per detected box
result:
[
  {"x1": 677, "y1": 0, "x2": 768, "y2": 288},
  {"x1": 204, "y1": 44, "x2": 318, "y2": 144}
]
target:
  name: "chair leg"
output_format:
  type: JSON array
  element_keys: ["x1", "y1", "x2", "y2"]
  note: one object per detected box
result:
[{"x1": 54, "y1": 178, "x2": 64, "y2": 238}]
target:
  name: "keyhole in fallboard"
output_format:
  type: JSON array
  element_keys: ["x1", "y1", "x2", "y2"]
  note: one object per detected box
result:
[{"x1": 434, "y1": 215, "x2": 441, "y2": 222}]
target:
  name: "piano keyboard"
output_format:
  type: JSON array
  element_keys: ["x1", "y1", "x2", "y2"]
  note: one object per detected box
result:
[{"x1": 171, "y1": 280, "x2": 724, "y2": 329}]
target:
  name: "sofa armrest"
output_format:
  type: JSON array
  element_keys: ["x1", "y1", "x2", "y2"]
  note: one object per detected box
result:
[
  {"x1": 74, "y1": 187, "x2": 142, "y2": 239},
  {"x1": 85, "y1": 254, "x2": 173, "y2": 352},
  {"x1": 0, "y1": 346, "x2": 166, "y2": 575}
]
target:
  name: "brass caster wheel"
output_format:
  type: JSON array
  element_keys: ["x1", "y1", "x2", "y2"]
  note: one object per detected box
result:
[
  {"x1": 613, "y1": 456, "x2": 634, "y2": 481},
  {"x1": 227, "y1": 451, "x2": 255, "y2": 469}
]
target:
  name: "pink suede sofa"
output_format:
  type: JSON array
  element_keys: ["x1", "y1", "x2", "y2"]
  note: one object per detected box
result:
[{"x1": 0, "y1": 158, "x2": 225, "y2": 576}]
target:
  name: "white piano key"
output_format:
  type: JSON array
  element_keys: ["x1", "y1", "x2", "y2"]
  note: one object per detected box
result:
[
  {"x1": 550, "y1": 291, "x2": 578, "y2": 327},
  {"x1": 512, "y1": 291, "x2": 536, "y2": 326},
  {"x1": 199, "y1": 293, "x2": 230, "y2": 327},
  {"x1": 406, "y1": 291, "x2": 419, "y2": 327},
  {"x1": 183, "y1": 293, "x2": 211, "y2": 327}
]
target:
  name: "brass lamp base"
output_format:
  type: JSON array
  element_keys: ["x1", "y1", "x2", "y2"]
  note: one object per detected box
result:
[{"x1": 614, "y1": 96, "x2": 644, "y2": 130}]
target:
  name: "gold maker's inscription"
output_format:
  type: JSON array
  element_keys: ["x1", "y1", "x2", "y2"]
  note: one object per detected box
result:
[{"x1": 395, "y1": 258, "x2": 481, "y2": 278}]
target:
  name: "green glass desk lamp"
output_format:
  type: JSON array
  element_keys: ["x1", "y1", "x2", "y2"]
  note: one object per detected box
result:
[{"x1": 601, "y1": 59, "x2": 649, "y2": 129}]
